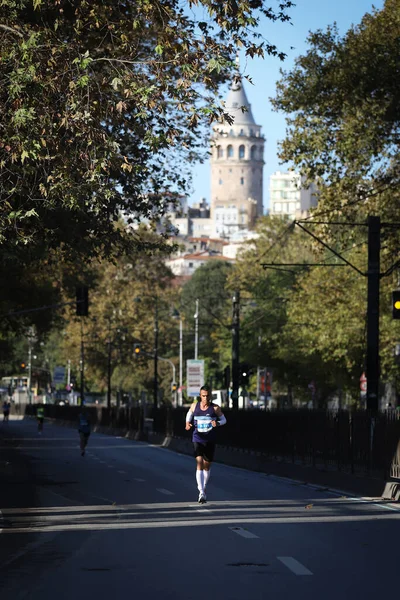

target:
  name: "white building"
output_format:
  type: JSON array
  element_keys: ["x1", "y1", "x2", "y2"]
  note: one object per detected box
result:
[
  {"x1": 222, "y1": 230, "x2": 260, "y2": 259},
  {"x1": 269, "y1": 171, "x2": 318, "y2": 219},
  {"x1": 166, "y1": 252, "x2": 233, "y2": 277}
]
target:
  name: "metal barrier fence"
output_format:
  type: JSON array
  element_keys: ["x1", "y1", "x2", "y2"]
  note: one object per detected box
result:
[
  {"x1": 153, "y1": 407, "x2": 400, "y2": 481},
  {"x1": 21, "y1": 404, "x2": 400, "y2": 481}
]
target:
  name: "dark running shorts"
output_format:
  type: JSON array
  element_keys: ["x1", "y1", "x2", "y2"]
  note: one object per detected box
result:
[
  {"x1": 194, "y1": 442, "x2": 216, "y2": 462},
  {"x1": 37, "y1": 417, "x2": 44, "y2": 423}
]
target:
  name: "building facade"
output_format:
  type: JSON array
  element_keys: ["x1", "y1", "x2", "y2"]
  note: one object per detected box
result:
[
  {"x1": 210, "y1": 81, "x2": 265, "y2": 238},
  {"x1": 269, "y1": 171, "x2": 318, "y2": 220}
]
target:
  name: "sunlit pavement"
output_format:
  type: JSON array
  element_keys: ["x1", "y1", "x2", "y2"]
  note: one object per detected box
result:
[{"x1": 1, "y1": 417, "x2": 399, "y2": 600}]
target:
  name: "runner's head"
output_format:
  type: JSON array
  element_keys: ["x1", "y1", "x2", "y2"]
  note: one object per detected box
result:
[{"x1": 199, "y1": 385, "x2": 211, "y2": 404}]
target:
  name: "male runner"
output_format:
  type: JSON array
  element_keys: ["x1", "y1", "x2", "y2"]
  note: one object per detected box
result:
[{"x1": 185, "y1": 385, "x2": 226, "y2": 503}]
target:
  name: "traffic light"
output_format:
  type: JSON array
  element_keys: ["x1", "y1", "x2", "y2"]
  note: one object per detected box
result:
[
  {"x1": 20, "y1": 362, "x2": 26, "y2": 370},
  {"x1": 134, "y1": 343, "x2": 141, "y2": 355},
  {"x1": 171, "y1": 382, "x2": 177, "y2": 392},
  {"x1": 392, "y1": 291, "x2": 400, "y2": 319},
  {"x1": 76, "y1": 286, "x2": 89, "y2": 316},
  {"x1": 239, "y1": 363, "x2": 250, "y2": 386}
]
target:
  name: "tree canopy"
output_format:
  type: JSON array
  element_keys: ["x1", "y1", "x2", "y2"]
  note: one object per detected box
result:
[
  {"x1": 1, "y1": 0, "x2": 293, "y2": 261},
  {"x1": 272, "y1": 0, "x2": 400, "y2": 220}
]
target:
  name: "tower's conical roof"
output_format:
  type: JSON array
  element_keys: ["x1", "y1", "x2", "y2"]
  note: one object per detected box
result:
[{"x1": 225, "y1": 81, "x2": 256, "y2": 126}]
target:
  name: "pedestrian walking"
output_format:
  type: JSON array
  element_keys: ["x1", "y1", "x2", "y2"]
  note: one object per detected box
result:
[
  {"x1": 185, "y1": 385, "x2": 226, "y2": 503},
  {"x1": 2, "y1": 399, "x2": 10, "y2": 422},
  {"x1": 78, "y1": 410, "x2": 91, "y2": 456}
]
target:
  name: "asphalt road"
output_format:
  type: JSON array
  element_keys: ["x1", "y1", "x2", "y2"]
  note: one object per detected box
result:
[{"x1": 1, "y1": 416, "x2": 399, "y2": 600}]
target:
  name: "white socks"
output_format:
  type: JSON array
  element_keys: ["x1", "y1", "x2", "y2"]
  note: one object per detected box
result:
[
  {"x1": 196, "y1": 470, "x2": 204, "y2": 493},
  {"x1": 196, "y1": 469, "x2": 211, "y2": 493}
]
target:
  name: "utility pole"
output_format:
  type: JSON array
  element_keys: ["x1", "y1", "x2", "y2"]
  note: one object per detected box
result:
[
  {"x1": 256, "y1": 335, "x2": 261, "y2": 402},
  {"x1": 80, "y1": 320, "x2": 85, "y2": 405},
  {"x1": 27, "y1": 345, "x2": 32, "y2": 404},
  {"x1": 194, "y1": 299, "x2": 199, "y2": 359},
  {"x1": 231, "y1": 290, "x2": 240, "y2": 410},
  {"x1": 154, "y1": 297, "x2": 159, "y2": 409},
  {"x1": 366, "y1": 215, "x2": 380, "y2": 412},
  {"x1": 107, "y1": 322, "x2": 112, "y2": 409},
  {"x1": 179, "y1": 317, "x2": 183, "y2": 407}
]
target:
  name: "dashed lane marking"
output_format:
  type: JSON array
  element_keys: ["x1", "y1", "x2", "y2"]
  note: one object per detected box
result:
[
  {"x1": 156, "y1": 488, "x2": 174, "y2": 496},
  {"x1": 229, "y1": 526, "x2": 259, "y2": 539},
  {"x1": 134, "y1": 478, "x2": 145, "y2": 482},
  {"x1": 277, "y1": 557, "x2": 313, "y2": 576}
]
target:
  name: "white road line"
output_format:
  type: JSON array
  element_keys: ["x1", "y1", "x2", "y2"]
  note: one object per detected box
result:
[
  {"x1": 134, "y1": 478, "x2": 145, "y2": 482},
  {"x1": 156, "y1": 488, "x2": 175, "y2": 496},
  {"x1": 118, "y1": 470, "x2": 127, "y2": 474},
  {"x1": 277, "y1": 557, "x2": 313, "y2": 576},
  {"x1": 229, "y1": 526, "x2": 259, "y2": 539}
]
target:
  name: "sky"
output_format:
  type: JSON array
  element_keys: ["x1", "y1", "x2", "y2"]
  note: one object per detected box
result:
[{"x1": 188, "y1": 0, "x2": 386, "y2": 211}]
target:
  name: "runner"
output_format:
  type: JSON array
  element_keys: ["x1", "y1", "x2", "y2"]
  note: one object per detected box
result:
[
  {"x1": 78, "y1": 410, "x2": 91, "y2": 456},
  {"x1": 36, "y1": 404, "x2": 44, "y2": 434},
  {"x1": 2, "y1": 399, "x2": 10, "y2": 422},
  {"x1": 185, "y1": 384, "x2": 227, "y2": 503}
]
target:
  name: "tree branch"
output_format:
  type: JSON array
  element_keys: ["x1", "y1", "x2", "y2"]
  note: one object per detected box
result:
[{"x1": 0, "y1": 24, "x2": 23, "y2": 38}]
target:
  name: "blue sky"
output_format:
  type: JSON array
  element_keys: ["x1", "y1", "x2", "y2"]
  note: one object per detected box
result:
[{"x1": 188, "y1": 0, "x2": 386, "y2": 211}]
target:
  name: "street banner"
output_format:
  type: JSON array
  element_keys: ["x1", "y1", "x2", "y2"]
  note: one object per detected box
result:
[
  {"x1": 53, "y1": 366, "x2": 66, "y2": 384},
  {"x1": 186, "y1": 359, "x2": 204, "y2": 397}
]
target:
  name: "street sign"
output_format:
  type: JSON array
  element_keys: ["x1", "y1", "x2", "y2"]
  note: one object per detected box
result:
[
  {"x1": 186, "y1": 359, "x2": 204, "y2": 397},
  {"x1": 360, "y1": 372, "x2": 367, "y2": 393},
  {"x1": 53, "y1": 366, "x2": 66, "y2": 384}
]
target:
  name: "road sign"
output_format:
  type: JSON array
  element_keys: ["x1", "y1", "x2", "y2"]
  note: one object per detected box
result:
[
  {"x1": 53, "y1": 366, "x2": 66, "y2": 384},
  {"x1": 186, "y1": 359, "x2": 204, "y2": 397},
  {"x1": 360, "y1": 372, "x2": 367, "y2": 393}
]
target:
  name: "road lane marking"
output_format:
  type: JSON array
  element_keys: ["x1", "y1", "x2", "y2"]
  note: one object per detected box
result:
[
  {"x1": 134, "y1": 478, "x2": 145, "y2": 482},
  {"x1": 118, "y1": 470, "x2": 127, "y2": 474},
  {"x1": 277, "y1": 557, "x2": 313, "y2": 576},
  {"x1": 156, "y1": 488, "x2": 174, "y2": 495},
  {"x1": 229, "y1": 526, "x2": 259, "y2": 539}
]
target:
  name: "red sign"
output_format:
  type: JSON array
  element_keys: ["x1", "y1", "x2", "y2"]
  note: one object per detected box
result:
[{"x1": 360, "y1": 372, "x2": 367, "y2": 392}]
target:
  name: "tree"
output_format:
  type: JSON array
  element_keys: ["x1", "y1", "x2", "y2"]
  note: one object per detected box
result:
[
  {"x1": 1, "y1": 0, "x2": 293, "y2": 261},
  {"x1": 180, "y1": 260, "x2": 232, "y2": 361},
  {"x1": 272, "y1": 0, "x2": 400, "y2": 221}
]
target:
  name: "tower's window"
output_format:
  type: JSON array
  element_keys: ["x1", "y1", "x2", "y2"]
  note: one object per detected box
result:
[
  {"x1": 250, "y1": 145, "x2": 257, "y2": 160},
  {"x1": 240, "y1": 177, "x2": 244, "y2": 185},
  {"x1": 239, "y1": 145, "x2": 245, "y2": 159},
  {"x1": 239, "y1": 129, "x2": 244, "y2": 136},
  {"x1": 229, "y1": 169, "x2": 232, "y2": 173},
  {"x1": 229, "y1": 129, "x2": 234, "y2": 136},
  {"x1": 219, "y1": 179, "x2": 223, "y2": 185},
  {"x1": 250, "y1": 129, "x2": 254, "y2": 137},
  {"x1": 227, "y1": 145, "x2": 234, "y2": 158},
  {"x1": 217, "y1": 146, "x2": 223, "y2": 158}
]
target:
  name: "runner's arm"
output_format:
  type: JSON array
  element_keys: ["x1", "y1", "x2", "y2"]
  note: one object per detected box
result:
[{"x1": 214, "y1": 405, "x2": 227, "y2": 426}]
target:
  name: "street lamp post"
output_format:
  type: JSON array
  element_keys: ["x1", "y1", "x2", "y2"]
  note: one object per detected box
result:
[
  {"x1": 154, "y1": 297, "x2": 158, "y2": 409},
  {"x1": 27, "y1": 345, "x2": 32, "y2": 404},
  {"x1": 194, "y1": 298, "x2": 199, "y2": 360},
  {"x1": 179, "y1": 317, "x2": 183, "y2": 406}
]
